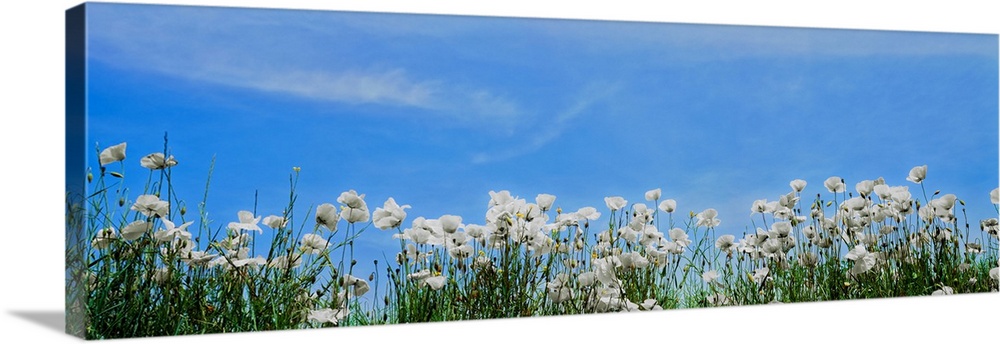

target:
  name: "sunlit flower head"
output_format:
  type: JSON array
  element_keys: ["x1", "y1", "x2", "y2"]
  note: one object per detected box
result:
[
  {"x1": 669, "y1": 228, "x2": 692, "y2": 247},
  {"x1": 702, "y1": 270, "x2": 720, "y2": 284},
  {"x1": 855, "y1": 180, "x2": 874, "y2": 197},
  {"x1": 578, "y1": 271, "x2": 596, "y2": 287},
  {"x1": 300, "y1": 233, "x2": 330, "y2": 254},
  {"x1": 604, "y1": 196, "x2": 627, "y2": 211},
  {"x1": 99, "y1": 142, "x2": 126, "y2": 166},
  {"x1": 342, "y1": 274, "x2": 371, "y2": 297},
  {"x1": 373, "y1": 197, "x2": 410, "y2": 230},
  {"x1": 751, "y1": 199, "x2": 769, "y2": 214},
  {"x1": 307, "y1": 308, "x2": 349, "y2": 325},
  {"x1": 789, "y1": 179, "x2": 807, "y2": 193},
  {"x1": 340, "y1": 205, "x2": 370, "y2": 223},
  {"x1": 751, "y1": 267, "x2": 770, "y2": 284},
  {"x1": 696, "y1": 208, "x2": 720, "y2": 227},
  {"x1": 536, "y1": 194, "x2": 556, "y2": 212},
  {"x1": 873, "y1": 184, "x2": 892, "y2": 200},
  {"x1": 153, "y1": 218, "x2": 193, "y2": 243},
  {"x1": 488, "y1": 190, "x2": 514, "y2": 207},
  {"x1": 715, "y1": 234, "x2": 736, "y2": 253},
  {"x1": 906, "y1": 165, "x2": 927, "y2": 184},
  {"x1": 422, "y1": 275, "x2": 447, "y2": 290},
  {"x1": 121, "y1": 220, "x2": 153, "y2": 241},
  {"x1": 439, "y1": 215, "x2": 463, "y2": 234},
  {"x1": 263, "y1": 215, "x2": 287, "y2": 229},
  {"x1": 824, "y1": 176, "x2": 845, "y2": 193},
  {"x1": 268, "y1": 255, "x2": 302, "y2": 270},
  {"x1": 931, "y1": 286, "x2": 954, "y2": 296},
  {"x1": 139, "y1": 152, "x2": 178, "y2": 170},
  {"x1": 798, "y1": 251, "x2": 819, "y2": 268},
  {"x1": 575, "y1": 207, "x2": 601, "y2": 221},
  {"x1": 132, "y1": 194, "x2": 169, "y2": 218},
  {"x1": 92, "y1": 227, "x2": 117, "y2": 249},
  {"x1": 844, "y1": 244, "x2": 877, "y2": 276},
  {"x1": 645, "y1": 188, "x2": 662, "y2": 201},
  {"x1": 228, "y1": 210, "x2": 262, "y2": 233},
  {"x1": 179, "y1": 251, "x2": 218, "y2": 267},
  {"x1": 658, "y1": 199, "x2": 677, "y2": 213},
  {"x1": 315, "y1": 203, "x2": 339, "y2": 232},
  {"x1": 640, "y1": 299, "x2": 662, "y2": 311},
  {"x1": 337, "y1": 190, "x2": 366, "y2": 209}
]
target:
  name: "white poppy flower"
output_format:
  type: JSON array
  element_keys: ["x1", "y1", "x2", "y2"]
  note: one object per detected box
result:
[
  {"x1": 798, "y1": 252, "x2": 819, "y2": 268},
  {"x1": 931, "y1": 286, "x2": 954, "y2": 296},
  {"x1": 263, "y1": 215, "x2": 287, "y2": 229},
  {"x1": 702, "y1": 270, "x2": 720, "y2": 284},
  {"x1": 99, "y1": 142, "x2": 126, "y2": 166},
  {"x1": 536, "y1": 194, "x2": 556, "y2": 211},
  {"x1": 139, "y1": 152, "x2": 178, "y2": 170},
  {"x1": 308, "y1": 308, "x2": 350, "y2": 325},
  {"x1": 131, "y1": 195, "x2": 169, "y2": 218},
  {"x1": 824, "y1": 176, "x2": 845, "y2": 193},
  {"x1": 751, "y1": 267, "x2": 770, "y2": 284},
  {"x1": 372, "y1": 197, "x2": 410, "y2": 229},
  {"x1": 340, "y1": 206, "x2": 370, "y2": 224},
  {"x1": 669, "y1": 228, "x2": 692, "y2": 247},
  {"x1": 645, "y1": 188, "x2": 662, "y2": 201},
  {"x1": 268, "y1": 255, "x2": 302, "y2": 269},
  {"x1": 337, "y1": 190, "x2": 366, "y2": 209},
  {"x1": 152, "y1": 267, "x2": 171, "y2": 285},
  {"x1": 640, "y1": 299, "x2": 662, "y2": 311},
  {"x1": 989, "y1": 267, "x2": 999, "y2": 281},
  {"x1": 422, "y1": 275, "x2": 447, "y2": 290},
  {"x1": 179, "y1": 251, "x2": 218, "y2": 267},
  {"x1": 578, "y1": 271, "x2": 596, "y2": 287},
  {"x1": 907, "y1": 165, "x2": 927, "y2": 184},
  {"x1": 575, "y1": 207, "x2": 601, "y2": 221},
  {"x1": 228, "y1": 210, "x2": 262, "y2": 233},
  {"x1": 91, "y1": 227, "x2": 118, "y2": 249},
  {"x1": 315, "y1": 203, "x2": 339, "y2": 232},
  {"x1": 873, "y1": 184, "x2": 892, "y2": 200},
  {"x1": 300, "y1": 233, "x2": 330, "y2": 254},
  {"x1": 439, "y1": 215, "x2": 463, "y2": 234},
  {"x1": 152, "y1": 218, "x2": 193, "y2": 243},
  {"x1": 789, "y1": 179, "x2": 807, "y2": 193},
  {"x1": 604, "y1": 196, "x2": 627, "y2": 211},
  {"x1": 855, "y1": 180, "x2": 875, "y2": 197},
  {"x1": 715, "y1": 234, "x2": 736, "y2": 253},
  {"x1": 407, "y1": 269, "x2": 432, "y2": 281},
  {"x1": 991, "y1": 188, "x2": 999, "y2": 204},
  {"x1": 342, "y1": 274, "x2": 371, "y2": 297},
  {"x1": 121, "y1": 220, "x2": 153, "y2": 241},
  {"x1": 845, "y1": 245, "x2": 877, "y2": 276},
  {"x1": 696, "y1": 209, "x2": 721, "y2": 227},
  {"x1": 658, "y1": 199, "x2": 677, "y2": 213}
]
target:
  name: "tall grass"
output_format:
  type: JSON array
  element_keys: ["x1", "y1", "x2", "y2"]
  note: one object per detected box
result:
[{"x1": 74, "y1": 139, "x2": 1000, "y2": 339}]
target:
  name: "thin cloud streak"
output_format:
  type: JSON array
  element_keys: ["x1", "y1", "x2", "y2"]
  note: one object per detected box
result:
[{"x1": 471, "y1": 82, "x2": 622, "y2": 164}]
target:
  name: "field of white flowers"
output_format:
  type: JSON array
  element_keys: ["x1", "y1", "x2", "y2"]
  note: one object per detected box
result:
[{"x1": 67, "y1": 140, "x2": 999, "y2": 339}]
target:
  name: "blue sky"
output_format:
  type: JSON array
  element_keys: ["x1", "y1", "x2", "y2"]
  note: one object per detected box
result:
[{"x1": 83, "y1": 3, "x2": 998, "y2": 279}]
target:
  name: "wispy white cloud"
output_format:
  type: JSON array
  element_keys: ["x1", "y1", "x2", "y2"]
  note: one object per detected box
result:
[
  {"x1": 86, "y1": 3, "x2": 523, "y2": 127},
  {"x1": 471, "y1": 82, "x2": 622, "y2": 164}
]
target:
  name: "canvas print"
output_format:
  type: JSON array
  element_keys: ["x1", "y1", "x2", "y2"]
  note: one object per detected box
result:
[{"x1": 65, "y1": 2, "x2": 999, "y2": 340}]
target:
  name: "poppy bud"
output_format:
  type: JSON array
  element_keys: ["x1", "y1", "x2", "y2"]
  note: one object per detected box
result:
[
  {"x1": 109, "y1": 171, "x2": 124, "y2": 178},
  {"x1": 87, "y1": 172, "x2": 93, "y2": 183},
  {"x1": 118, "y1": 198, "x2": 125, "y2": 207}
]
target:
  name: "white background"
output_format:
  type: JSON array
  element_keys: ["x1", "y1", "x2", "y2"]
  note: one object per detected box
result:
[{"x1": 1, "y1": 1, "x2": 997, "y2": 343}]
